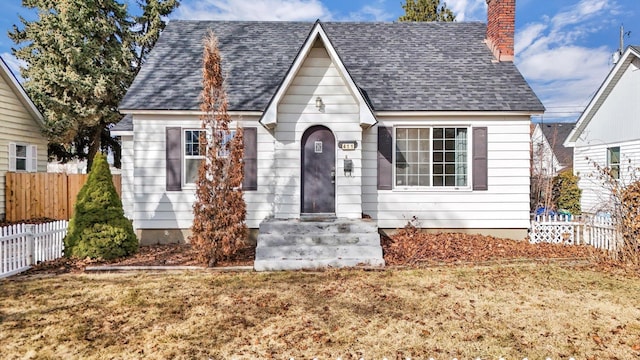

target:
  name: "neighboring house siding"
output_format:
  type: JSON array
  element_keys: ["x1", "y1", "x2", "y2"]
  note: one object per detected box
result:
[
  {"x1": 572, "y1": 56, "x2": 640, "y2": 214},
  {"x1": 273, "y1": 43, "x2": 362, "y2": 219},
  {"x1": 362, "y1": 117, "x2": 531, "y2": 230},
  {"x1": 577, "y1": 62, "x2": 640, "y2": 145},
  {"x1": 0, "y1": 73, "x2": 47, "y2": 218},
  {"x1": 574, "y1": 140, "x2": 640, "y2": 214},
  {"x1": 531, "y1": 125, "x2": 560, "y2": 177}
]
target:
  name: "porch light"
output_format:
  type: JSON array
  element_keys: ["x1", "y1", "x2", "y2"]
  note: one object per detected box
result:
[{"x1": 315, "y1": 96, "x2": 324, "y2": 109}]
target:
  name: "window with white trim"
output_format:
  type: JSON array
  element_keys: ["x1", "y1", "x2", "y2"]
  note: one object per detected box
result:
[
  {"x1": 8, "y1": 143, "x2": 37, "y2": 172},
  {"x1": 395, "y1": 127, "x2": 469, "y2": 188},
  {"x1": 607, "y1": 146, "x2": 620, "y2": 180},
  {"x1": 184, "y1": 129, "x2": 205, "y2": 185},
  {"x1": 183, "y1": 129, "x2": 236, "y2": 186}
]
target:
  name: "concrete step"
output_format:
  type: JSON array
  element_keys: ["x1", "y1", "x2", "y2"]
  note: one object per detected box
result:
[
  {"x1": 254, "y1": 217, "x2": 385, "y2": 271},
  {"x1": 254, "y1": 258, "x2": 385, "y2": 271},
  {"x1": 256, "y1": 244, "x2": 383, "y2": 260},
  {"x1": 259, "y1": 218, "x2": 378, "y2": 235},
  {"x1": 256, "y1": 233, "x2": 380, "y2": 247}
]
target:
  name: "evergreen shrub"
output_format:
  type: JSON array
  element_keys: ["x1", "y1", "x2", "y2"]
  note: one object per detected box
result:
[{"x1": 64, "y1": 153, "x2": 137, "y2": 259}]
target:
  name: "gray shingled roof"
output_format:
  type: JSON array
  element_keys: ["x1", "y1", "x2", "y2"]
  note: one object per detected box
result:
[
  {"x1": 631, "y1": 45, "x2": 640, "y2": 53},
  {"x1": 111, "y1": 114, "x2": 132, "y2": 132},
  {"x1": 119, "y1": 20, "x2": 544, "y2": 113},
  {"x1": 540, "y1": 122, "x2": 574, "y2": 169}
]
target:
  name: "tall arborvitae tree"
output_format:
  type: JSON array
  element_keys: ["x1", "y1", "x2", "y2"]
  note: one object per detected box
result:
[
  {"x1": 399, "y1": 0, "x2": 456, "y2": 22},
  {"x1": 9, "y1": 0, "x2": 179, "y2": 170},
  {"x1": 190, "y1": 32, "x2": 247, "y2": 267}
]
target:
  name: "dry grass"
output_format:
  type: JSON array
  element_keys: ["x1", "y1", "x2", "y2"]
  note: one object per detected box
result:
[{"x1": 2, "y1": 264, "x2": 640, "y2": 359}]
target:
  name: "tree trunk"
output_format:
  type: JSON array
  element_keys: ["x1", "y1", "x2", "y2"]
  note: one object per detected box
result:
[{"x1": 86, "y1": 126, "x2": 103, "y2": 172}]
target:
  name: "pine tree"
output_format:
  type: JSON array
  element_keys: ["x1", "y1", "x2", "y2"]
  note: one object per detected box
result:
[
  {"x1": 64, "y1": 153, "x2": 138, "y2": 259},
  {"x1": 133, "y1": 0, "x2": 180, "y2": 70},
  {"x1": 190, "y1": 32, "x2": 247, "y2": 267},
  {"x1": 399, "y1": 0, "x2": 456, "y2": 22},
  {"x1": 9, "y1": 0, "x2": 179, "y2": 170}
]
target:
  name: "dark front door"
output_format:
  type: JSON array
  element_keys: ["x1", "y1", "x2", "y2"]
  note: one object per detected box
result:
[{"x1": 301, "y1": 126, "x2": 335, "y2": 214}]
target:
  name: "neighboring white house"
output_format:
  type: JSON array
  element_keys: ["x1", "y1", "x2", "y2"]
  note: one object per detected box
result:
[
  {"x1": 532, "y1": 122, "x2": 574, "y2": 177},
  {"x1": 0, "y1": 56, "x2": 48, "y2": 220},
  {"x1": 564, "y1": 45, "x2": 640, "y2": 214},
  {"x1": 114, "y1": 0, "x2": 544, "y2": 245}
]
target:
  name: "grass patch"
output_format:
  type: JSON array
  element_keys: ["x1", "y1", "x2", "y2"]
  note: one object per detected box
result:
[{"x1": 1, "y1": 264, "x2": 640, "y2": 359}]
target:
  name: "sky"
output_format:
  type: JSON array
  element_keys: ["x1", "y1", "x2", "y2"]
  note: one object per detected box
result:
[{"x1": 0, "y1": 0, "x2": 639, "y2": 123}]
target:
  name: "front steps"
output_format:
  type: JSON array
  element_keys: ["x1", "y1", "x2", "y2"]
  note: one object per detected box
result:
[{"x1": 254, "y1": 218, "x2": 385, "y2": 271}]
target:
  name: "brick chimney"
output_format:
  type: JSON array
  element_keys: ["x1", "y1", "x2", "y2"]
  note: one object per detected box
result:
[{"x1": 486, "y1": 0, "x2": 515, "y2": 62}]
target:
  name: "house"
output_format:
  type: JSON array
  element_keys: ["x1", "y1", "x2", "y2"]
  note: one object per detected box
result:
[
  {"x1": 531, "y1": 122, "x2": 574, "y2": 177},
  {"x1": 114, "y1": 0, "x2": 544, "y2": 266},
  {"x1": 0, "y1": 56, "x2": 48, "y2": 221},
  {"x1": 564, "y1": 45, "x2": 640, "y2": 214}
]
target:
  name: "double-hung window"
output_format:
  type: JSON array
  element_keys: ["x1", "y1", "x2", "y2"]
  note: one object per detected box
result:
[
  {"x1": 395, "y1": 127, "x2": 469, "y2": 188},
  {"x1": 8, "y1": 143, "x2": 37, "y2": 172},
  {"x1": 607, "y1": 146, "x2": 620, "y2": 179},
  {"x1": 183, "y1": 129, "x2": 236, "y2": 186},
  {"x1": 184, "y1": 129, "x2": 206, "y2": 185}
]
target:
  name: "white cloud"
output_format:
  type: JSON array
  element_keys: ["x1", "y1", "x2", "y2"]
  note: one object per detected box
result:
[
  {"x1": 345, "y1": 4, "x2": 395, "y2": 22},
  {"x1": 515, "y1": 0, "x2": 619, "y2": 121},
  {"x1": 445, "y1": 0, "x2": 485, "y2": 21},
  {"x1": 1, "y1": 52, "x2": 26, "y2": 82},
  {"x1": 173, "y1": 0, "x2": 331, "y2": 21}
]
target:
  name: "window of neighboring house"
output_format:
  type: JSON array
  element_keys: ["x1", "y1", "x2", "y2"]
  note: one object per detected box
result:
[
  {"x1": 8, "y1": 143, "x2": 37, "y2": 172},
  {"x1": 607, "y1": 146, "x2": 620, "y2": 179},
  {"x1": 183, "y1": 129, "x2": 236, "y2": 186},
  {"x1": 395, "y1": 127, "x2": 469, "y2": 188}
]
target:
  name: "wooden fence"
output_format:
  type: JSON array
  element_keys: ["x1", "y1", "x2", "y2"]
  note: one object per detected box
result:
[{"x1": 5, "y1": 172, "x2": 121, "y2": 222}]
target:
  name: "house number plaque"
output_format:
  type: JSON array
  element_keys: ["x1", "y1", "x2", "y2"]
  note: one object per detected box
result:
[{"x1": 314, "y1": 141, "x2": 323, "y2": 153}]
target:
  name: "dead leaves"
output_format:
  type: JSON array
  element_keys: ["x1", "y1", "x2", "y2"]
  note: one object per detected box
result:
[{"x1": 383, "y1": 224, "x2": 597, "y2": 266}]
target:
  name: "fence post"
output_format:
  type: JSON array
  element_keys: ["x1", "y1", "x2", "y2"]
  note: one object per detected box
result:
[{"x1": 25, "y1": 224, "x2": 35, "y2": 267}]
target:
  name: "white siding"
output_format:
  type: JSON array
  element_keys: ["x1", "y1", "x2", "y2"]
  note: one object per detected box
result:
[
  {"x1": 577, "y1": 61, "x2": 640, "y2": 144},
  {"x1": 129, "y1": 115, "x2": 274, "y2": 229},
  {"x1": 0, "y1": 72, "x2": 48, "y2": 218},
  {"x1": 120, "y1": 135, "x2": 134, "y2": 220},
  {"x1": 573, "y1": 57, "x2": 640, "y2": 214},
  {"x1": 363, "y1": 117, "x2": 532, "y2": 230},
  {"x1": 574, "y1": 139, "x2": 640, "y2": 214},
  {"x1": 273, "y1": 42, "x2": 362, "y2": 219},
  {"x1": 531, "y1": 124, "x2": 560, "y2": 177}
]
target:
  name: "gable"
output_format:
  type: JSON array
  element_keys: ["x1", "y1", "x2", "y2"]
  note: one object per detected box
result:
[
  {"x1": 0, "y1": 57, "x2": 44, "y2": 127},
  {"x1": 280, "y1": 40, "x2": 357, "y2": 113},
  {"x1": 575, "y1": 57, "x2": 640, "y2": 145},
  {"x1": 120, "y1": 21, "x2": 544, "y2": 114},
  {"x1": 260, "y1": 23, "x2": 376, "y2": 129},
  {"x1": 566, "y1": 46, "x2": 640, "y2": 146}
]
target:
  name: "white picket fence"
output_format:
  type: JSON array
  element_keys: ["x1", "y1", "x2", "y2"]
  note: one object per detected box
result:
[
  {"x1": 0, "y1": 220, "x2": 68, "y2": 278},
  {"x1": 530, "y1": 214, "x2": 619, "y2": 252}
]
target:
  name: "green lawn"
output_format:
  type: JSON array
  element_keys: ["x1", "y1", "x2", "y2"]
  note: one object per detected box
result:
[{"x1": 1, "y1": 264, "x2": 639, "y2": 359}]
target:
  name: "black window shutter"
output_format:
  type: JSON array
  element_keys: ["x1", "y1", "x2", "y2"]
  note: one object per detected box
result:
[
  {"x1": 242, "y1": 127, "x2": 258, "y2": 191},
  {"x1": 166, "y1": 127, "x2": 182, "y2": 191},
  {"x1": 473, "y1": 127, "x2": 488, "y2": 191},
  {"x1": 377, "y1": 126, "x2": 393, "y2": 190}
]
